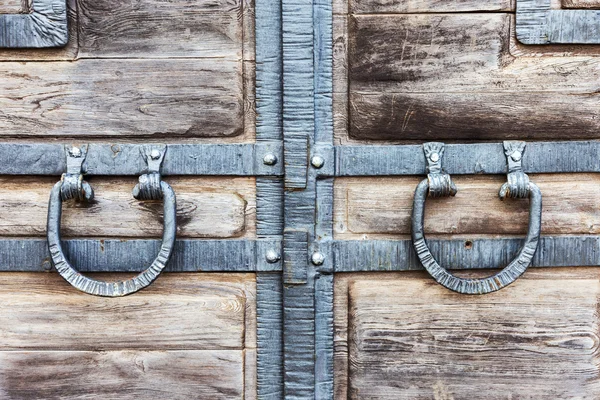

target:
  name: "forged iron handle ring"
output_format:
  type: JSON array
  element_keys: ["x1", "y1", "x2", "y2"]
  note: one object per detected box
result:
[
  {"x1": 46, "y1": 180, "x2": 177, "y2": 297},
  {"x1": 411, "y1": 179, "x2": 542, "y2": 294}
]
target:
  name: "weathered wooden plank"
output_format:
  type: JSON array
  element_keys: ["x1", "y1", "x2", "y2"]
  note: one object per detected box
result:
[
  {"x1": 0, "y1": 0, "x2": 25, "y2": 13},
  {"x1": 77, "y1": 0, "x2": 244, "y2": 59},
  {"x1": 350, "y1": 0, "x2": 513, "y2": 14},
  {"x1": 563, "y1": 0, "x2": 600, "y2": 8},
  {"x1": 0, "y1": 176, "x2": 255, "y2": 238},
  {"x1": 338, "y1": 270, "x2": 600, "y2": 399},
  {"x1": 346, "y1": 14, "x2": 600, "y2": 141},
  {"x1": 0, "y1": 350, "x2": 246, "y2": 399},
  {"x1": 335, "y1": 174, "x2": 600, "y2": 239},
  {"x1": 0, "y1": 0, "x2": 77, "y2": 60},
  {"x1": 0, "y1": 273, "x2": 254, "y2": 350},
  {"x1": 0, "y1": 59, "x2": 243, "y2": 138}
]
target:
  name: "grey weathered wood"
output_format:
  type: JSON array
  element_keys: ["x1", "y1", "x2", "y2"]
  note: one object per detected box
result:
[
  {"x1": 340, "y1": 270, "x2": 600, "y2": 399},
  {"x1": 335, "y1": 174, "x2": 600, "y2": 237},
  {"x1": 0, "y1": 272, "x2": 254, "y2": 349},
  {"x1": 517, "y1": 0, "x2": 600, "y2": 44},
  {"x1": 333, "y1": 237, "x2": 600, "y2": 272},
  {"x1": 0, "y1": 59, "x2": 244, "y2": 138},
  {"x1": 0, "y1": 176, "x2": 255, "y2": 239},
  {"x1": 0, "y1": 0, "x2": 67, "y2": 48},
  {"x1": 346, "y1": 14, "x2": 600, "y2": 141},
  {"x1": 77, "y1": 0, "x2": 244, "y2": 58},
  {"x1": 0, "y1": 143, "x2": 282, "y2": 176},
  {"x1": 0, "y1": 239, "x2": 283, "y2": 272},
  {"x1": 0, "y1": 350, "x2": 246, "y2": 399}
]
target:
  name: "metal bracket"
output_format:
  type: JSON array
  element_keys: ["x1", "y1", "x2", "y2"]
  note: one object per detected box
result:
[
  {"x1": 517, "y1": 0, "x2": 600, "y2": 44},
  {"x1": 0, "y1": 0, "x2": 68, "y2": 48},
  {"x1": 61, "y1": 145, "x2": 93, "y2": 202}
]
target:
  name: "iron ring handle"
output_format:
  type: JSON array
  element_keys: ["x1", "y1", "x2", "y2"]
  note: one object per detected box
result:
[
  {"x1": 46, "y1": 180, "x2": 177, "y2": 297},
  {"x1": 411, "y1": 179, "x2": 542, "y2": 294}
]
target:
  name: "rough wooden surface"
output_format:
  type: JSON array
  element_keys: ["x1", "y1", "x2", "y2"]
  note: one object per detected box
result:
[
  {"x1": 335, "y1": 174, "x2": 600, "y2": 239},
  {"x1": 0, "y1": 273, "x2": 256, "y2": 399},
  {"x1": 0, "y1": 350, "x2": 245, "y2": 399},
  {"x1": 0, "y1": 273, "x2": 256, "y2": 350},
  {"x1": 0, "y1": 0, "x2": 25, "y2": 13},
  {"x1": 77, "y1": 0, "x2": 244, "y2": 58},
  {"x1": 335, "y1": 270, "x2": 600, "y2": 399},
  {"x1": 350, "y1": 0, "x2": 512, "y2": 14},
  {"x1": 340, "y1": 12, "x2": 600, "y2": 142},
  {"x1": 0, "y1": 59, "x2": 244, "y2": 139},
  {"x1": 563, "y1": 0, "x2": 600, "y2": 8},
  {"x1": 0, "y1": 176, "x2": 255, "y2": 238}
]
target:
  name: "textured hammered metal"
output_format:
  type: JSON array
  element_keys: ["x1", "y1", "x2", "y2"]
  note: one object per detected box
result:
[
  {"x1": 411, "y1": 142, "x2": 542, "y2": 294},
  {"x1": 46, "y1": 145, "x2": 177, "y2": 297}
]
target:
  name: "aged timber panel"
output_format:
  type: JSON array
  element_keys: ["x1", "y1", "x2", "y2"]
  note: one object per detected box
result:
[
  {"x1": 335, "y1": 2, "x2": 600, "y2": 142},
  {"x1": 0, "y1": 0, "x2": 253, "y2": 139},
  {"x1": 334, "y1": 270, "x2": 600, "y2": 399},
  {"x1": 0, "y1": 273, "x2": 257, "y2": 399}
]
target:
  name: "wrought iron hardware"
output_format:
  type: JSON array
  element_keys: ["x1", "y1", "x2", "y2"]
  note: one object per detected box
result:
[
  {"x1": 517, "y1": 0, "x2": 600, "y2": 44},
  {"x1": 411, "y1": 141, "x2": 543, "y2": 294},
  {"x1": 46, "y1": 144, "x2": 177, "y2": 297},
  {"x1": 0, "y1": 0, "x2": 68, "y2": 48}
]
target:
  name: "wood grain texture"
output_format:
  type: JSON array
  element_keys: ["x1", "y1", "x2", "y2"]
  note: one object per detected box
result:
[
  {"x1": 334, "y1": 174, "x2": 600, "y2": 239},
  {"x1": 0, "y1": 0, "x2": 25, "y2": 13},
  {"x1": 77, "y1": 0, "x2": 245, "y2": 59},
  {"x1": 345, "y1": 13, "x2": 600, "y2": 141},
  {"x1": 0, "y1": 272, "x2": 255, "y2": 350},
  {"x1": 563, "y1": 0, "x2": 600, "y2": 8},
  {"x1": 350, "y1": 0, "x2": 513, "y2": 14},
  {"x1": 335, "y1": 270, "x2": 600, "y2": 399},
  {"x1": 0, "y1": 350, "x2": 246, "y2": 399},
  {"x1": 0, "y1": 176, "x2": 255, "y2": 238},
  {"x1": 0, "y1": 59, "x2": 244, "y2": 138}
]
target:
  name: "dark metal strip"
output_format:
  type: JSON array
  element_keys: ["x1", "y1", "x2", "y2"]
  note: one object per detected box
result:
[
  {"x1": 331, "y1": 141, "x2": 600, "y2": 177},
  {"x1": 333, "y1": 237, "x2": 600, "y2": 272},
  {"x1": 315, "y1": 273, "x2": 334, "y2": 399},
  {"x1": 0, "y1": 238, "x2": 282, "y2": 272},
  {"x1": 0, "y1": 0, "x2": 68, "y2": 48},
  {"x1": 0, "y1": 143, "x2": 283, "y2": 176},
  {"x1": 256, "y1": 272, "x2": 284, "y2": 399}
]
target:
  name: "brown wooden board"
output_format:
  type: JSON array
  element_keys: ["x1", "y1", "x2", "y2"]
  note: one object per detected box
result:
[
  {"x1": 338, "y1": 12, "x2": 600, "y2": 142},
  {"x1": 0, "y1": 176, "x2": 255, "y2": 238},
  {"x1": 334, "y1": 270, "x2": 600, "y2": 399},
  {"x1": 334, "y1": 174, "x2": 600, "y2": 240}
]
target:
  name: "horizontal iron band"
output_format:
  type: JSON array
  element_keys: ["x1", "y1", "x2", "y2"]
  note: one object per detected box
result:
[
  {"x1": 331, "y1": 236, "x2": 600, "y2": 272},
  {"x1": 0, "y1": 238, "x2": 282, "y2": 272},
  {"x1": 313, "y1": 141, "x2": 600, "y2": 177},
  {"x1": 0, "y1": 143, "x2": 283, "y2": 177}
]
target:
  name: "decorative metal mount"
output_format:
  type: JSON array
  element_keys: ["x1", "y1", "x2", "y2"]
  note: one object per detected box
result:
[
  {"x1": 0, "y1": 0, "x2": 68, "y2": 48},
  {"x1": 411, "y1": 141, "x2": 543, "y2": 294},
  {"x1": 46, "y1": 145, "x2": 177, "y2": 297},
  {"x1": 517, "y1": 0, "x2": 600, "y2": 44}
]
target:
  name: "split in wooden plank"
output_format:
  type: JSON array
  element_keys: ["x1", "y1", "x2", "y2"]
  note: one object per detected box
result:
[
  {"x1": 0, "y1": 58, "x2": 245, "y2": 138},
  {"x1": 0, "y1": 350, "x2": 246, "y2": 399},
  {"x1": 335, "y1": 270, "x2": 600, "y2": 399},
  {"x1": 0, "y1": 272, "x2": 255, "y2": 350},
  {"x1": 0, "y1": 176, "x2": 255, "y2": 239},
  {"x1": 344, "y1": 13, "x2": 600, "y2": 141},
  {"x1": 334, "y1": 174, "x2": 600, "y2": 239}
]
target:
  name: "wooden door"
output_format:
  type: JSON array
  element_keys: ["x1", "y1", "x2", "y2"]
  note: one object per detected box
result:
[{"x1": 0, "y1": 0, "x2": 285, "y2": 398}]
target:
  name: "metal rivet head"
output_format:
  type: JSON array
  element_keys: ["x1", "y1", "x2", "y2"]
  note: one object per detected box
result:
[
  {"x1": 150, "y1": 149, "x2": 161, "y2": 160},
  {"x1": 311, "y1": 252, "x2": 325, "y2": 266},
  {"x1": 311, "y1": 155, "x2": 325, "y2": 169},
  {"x1": 430, "y1": 152, "x2": 440, "y2": 163},
  {"x1": 263, "y1": 153, "x2": 278, "y2": 166},
  {"x1": 265, "y1": 250, "x2": 281, "y2": 264},
  {"x1": 510, "y1": 151, "x2": 522, "y2": 162},
  {"x1": 71, "y1": 147, "x2": 82, "y2": 157}
]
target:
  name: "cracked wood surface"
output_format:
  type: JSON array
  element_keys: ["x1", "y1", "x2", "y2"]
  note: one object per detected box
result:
[{"x1": 334, "y1": 270, "x2": 600, "y2": 399}]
